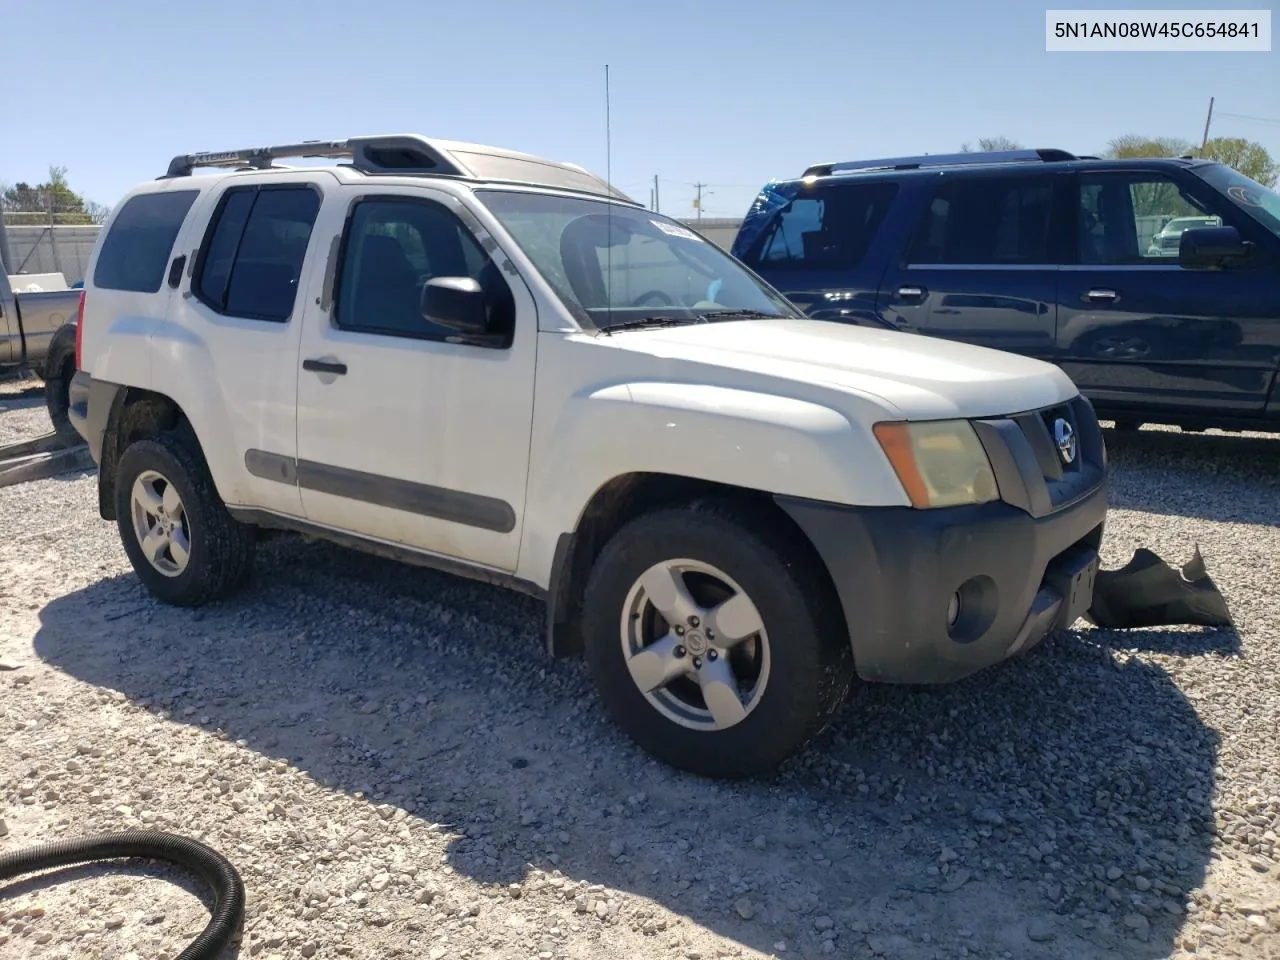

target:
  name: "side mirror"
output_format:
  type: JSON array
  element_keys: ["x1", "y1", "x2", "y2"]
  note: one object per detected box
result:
[
  {"x1": 1179, "y1": 225, "x2": 1252, "y2": 270},
  {"x1": 421, "y1": 276, "x2": 488, "y2": 335}
]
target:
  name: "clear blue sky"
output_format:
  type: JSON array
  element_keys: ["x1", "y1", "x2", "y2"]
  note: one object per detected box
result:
[{"x1": 6, "y1": 0, "x2": 1279, "y2": 220}]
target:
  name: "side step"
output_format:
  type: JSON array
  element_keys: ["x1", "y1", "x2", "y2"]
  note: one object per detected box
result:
[{"x1": 0, "y1": 432, "x2": 95, "y2": 489}]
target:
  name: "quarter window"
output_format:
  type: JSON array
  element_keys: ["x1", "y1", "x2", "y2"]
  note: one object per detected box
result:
[
  {"x1": 332, "y1": 197, "x2": 514, "y2": 346},
  {"x1": 907, "y1": 176, "x2": 1055, "y2": 265},
  {"x1": 92, "y1": 190, "x2": 199, "y2": 293},
  {"x1": 193, "y1": 185, "x2": 320, "y2": 322}
]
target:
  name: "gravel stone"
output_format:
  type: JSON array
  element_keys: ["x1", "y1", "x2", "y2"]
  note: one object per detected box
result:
[
  {"x1": 1027, "y1": 918, "x2": 1056, "y2": 942},
  {"x1": 2, "y1": 401, "x2": 1280, "y2": 959}
]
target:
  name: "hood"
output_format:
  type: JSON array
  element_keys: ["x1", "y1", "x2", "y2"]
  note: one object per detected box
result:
[{"x1": 598, "y1": 318, "x2": 1079, "y2": 421}]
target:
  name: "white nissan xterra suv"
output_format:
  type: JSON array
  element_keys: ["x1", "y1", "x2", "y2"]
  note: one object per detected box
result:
[{"x1": 68, "y1": 134, "x2": 1108, "y2": 779}]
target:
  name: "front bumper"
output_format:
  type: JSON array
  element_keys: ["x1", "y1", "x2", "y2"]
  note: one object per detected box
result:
[{"x1": 776, "y1": 395, "x2": 1109, "y2": 684}]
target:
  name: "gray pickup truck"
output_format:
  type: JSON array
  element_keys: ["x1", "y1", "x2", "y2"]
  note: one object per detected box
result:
[{"x1": 1, "y1": 269, "x2": 81, "y2": 437}]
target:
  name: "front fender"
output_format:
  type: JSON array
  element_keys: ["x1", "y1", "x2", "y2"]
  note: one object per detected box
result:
[{"x1": 517, "y1": 381, "x2": 909, "y2": 585}]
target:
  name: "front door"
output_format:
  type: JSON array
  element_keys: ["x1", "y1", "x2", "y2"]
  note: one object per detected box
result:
[
  {"x1": 293, "y1": 186, "x2": 537, "y2": 572},
  {"x1": 1058, "y1": 168, "x2": 1280, "y2": 414},
  {"x1": 877, "y1": 172, "x2": 1063, "y2": 356}
]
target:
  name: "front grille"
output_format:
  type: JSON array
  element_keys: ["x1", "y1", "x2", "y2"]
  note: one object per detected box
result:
[{"x1": 971, "y1": 396, "x2": 1106, "y2": 519}]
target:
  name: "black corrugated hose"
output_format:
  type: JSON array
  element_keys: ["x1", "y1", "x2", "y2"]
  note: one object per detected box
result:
[{"x1": 0, "y1": 830, "x2": 245, "y2": 959}]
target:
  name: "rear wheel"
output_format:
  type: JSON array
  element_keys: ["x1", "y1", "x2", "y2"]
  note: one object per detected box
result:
[
  {"x1": 581, "y1": 500, "x2": 853, "y2": 779},
  {"x1": 114, "y1": 432, "x2": 255, "y2": 606}
]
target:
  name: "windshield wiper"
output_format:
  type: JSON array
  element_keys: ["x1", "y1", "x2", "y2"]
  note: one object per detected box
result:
[
  {"x1": 697, "y1": 309, "x2": 785, "y2": 321},
  {"x1": 602, "y1": 316, "x2": 707, "y2": 334}
]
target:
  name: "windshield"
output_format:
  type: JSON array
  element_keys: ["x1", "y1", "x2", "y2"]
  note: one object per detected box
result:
[
  {"x1": 474, "y1": 190, "x2": 802, "y2": 330},
  {"x1": 1193, "y1": 164, "x2": 1280, "y2": 241}
]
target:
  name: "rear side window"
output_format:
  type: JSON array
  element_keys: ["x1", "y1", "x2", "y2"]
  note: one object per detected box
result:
[
  {"x1": 739, "y1": 182, "x2": 898, "y2": 270},
  {"x1": 193, "y1": 185, "x2": 321, "y2": 322},
  {"x1": 907, "y1": 176, "x2": 1055, "y2": 265},
  {"x1": 92, "y1": 190, "x2": 199, "y2": 293}
]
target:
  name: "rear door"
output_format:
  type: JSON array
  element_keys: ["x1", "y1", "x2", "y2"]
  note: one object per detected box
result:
[
  {"x1": 877, "y1": 171, "x2": 1064, "y2": 355},
  {"x1": 164, "y1": 173, "x2": 330, "y2": 517},
  {"x1": 1057, "y1": 168, "x2": 1280, "y2": 414}
]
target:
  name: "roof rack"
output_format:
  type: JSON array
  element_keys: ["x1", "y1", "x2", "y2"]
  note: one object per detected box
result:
[
  {"x1": 801, "y1": 148, "x2": 1079, "y2": 179},
  {"x1": 161, "y1": 134, "x2": 636, "y2": 203}
]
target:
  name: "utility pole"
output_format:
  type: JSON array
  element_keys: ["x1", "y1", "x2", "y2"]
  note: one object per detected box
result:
[
  {"x1": 1201, "y1": 96, "x2": 1215, "y2": 153},
  {"x1": 653, "y1": 174, "x2": 660, "y2": 214},
  {"x1": 694, "y1": 182, "x2": 708, "y2": 223}
]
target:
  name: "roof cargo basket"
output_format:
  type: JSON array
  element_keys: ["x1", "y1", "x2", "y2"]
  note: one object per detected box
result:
[
  {"x1": 160, "y1": 134, "x2": 636, "y2": 203},
  {"x1": 163, "y1": 135, "x2": 467, "y2": 179},
  {"x1": 802, "y1": 148, "x2": 1078, "y2": 179}
]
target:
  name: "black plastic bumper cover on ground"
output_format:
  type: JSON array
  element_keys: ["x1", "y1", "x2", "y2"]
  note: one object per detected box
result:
[
  {"x1": 0, "y1": 830, "x2": 245, "y2": 960},
  {"x1": 776, "y1": 483, "x2": 1109, "y2": 684}
]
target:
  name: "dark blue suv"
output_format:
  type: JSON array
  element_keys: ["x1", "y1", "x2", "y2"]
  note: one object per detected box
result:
[{"x1": 732, "y1": 149, "x2": 1280, "y2": 433}]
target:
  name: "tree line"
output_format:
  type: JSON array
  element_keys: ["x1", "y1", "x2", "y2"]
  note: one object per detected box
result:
[{"x1": 1, "y1": 165, "x2": 109, "y2": 226}]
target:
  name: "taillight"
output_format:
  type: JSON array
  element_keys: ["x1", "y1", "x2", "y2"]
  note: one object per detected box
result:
[{"x1": 74, "y1": 291, "x2": 85, "y2": 370}]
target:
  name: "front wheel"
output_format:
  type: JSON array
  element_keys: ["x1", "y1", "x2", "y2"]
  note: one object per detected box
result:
[
  {"x1": 580, "y1": 500, "x2": 854, "y2": 779},
  {"x1": 114, "y1": 432, "x2": 255, "y2": 606}
]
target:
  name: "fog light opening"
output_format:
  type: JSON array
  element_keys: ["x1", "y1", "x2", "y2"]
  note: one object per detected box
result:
[{"x1": 946, "y1": 575, "x2": 999, "y2": 644}]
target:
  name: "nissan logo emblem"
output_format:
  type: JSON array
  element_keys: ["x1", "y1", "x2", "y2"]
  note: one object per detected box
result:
[{"x1": 1054, "y1": 417, "x2": 1077, "y2": 465}]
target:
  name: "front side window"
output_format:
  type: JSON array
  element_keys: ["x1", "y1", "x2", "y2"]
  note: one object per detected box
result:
[
  {"x1": 93, "y1": 190, "x2": 199, "y2": 293},
  {"x1": 475, "y1": 190, "x2": 800, "y2": 330},
  {"x1": 1192, "y1": 163, "x2": 1280, "y2": 243},
  {"x1": 193, "y1": 184, "x2": 320, "y2": 321},
  {"x1": 907, "y1": 175, "x2": 1054, "y2": 265},
  {"x1": 332, "y1": 197, "x2": 514, "y2": 345},
  {"x1": 1077, "y1": 172, "x2": 1220, "y2": 265}
]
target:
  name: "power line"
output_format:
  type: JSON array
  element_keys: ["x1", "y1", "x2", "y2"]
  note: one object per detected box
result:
[{"x1": 1217, "y1": 111, "x2": 1280, "y2": 127}]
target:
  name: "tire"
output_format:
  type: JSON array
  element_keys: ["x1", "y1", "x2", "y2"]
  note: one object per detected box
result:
[
  {"x1": 580, "y1": 499, "x2": 854, "y2": 779},
  {"x1": 114, "y1": 431, "x2": 255, "y2": 607},
  {"x1": 44, "y1": 355, "x2": 76, "y2": 442}
]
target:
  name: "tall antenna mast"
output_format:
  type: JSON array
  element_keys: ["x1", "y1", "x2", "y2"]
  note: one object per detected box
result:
[{"x1": 604, "y1": 64, "x2": 613, "y2": 331}]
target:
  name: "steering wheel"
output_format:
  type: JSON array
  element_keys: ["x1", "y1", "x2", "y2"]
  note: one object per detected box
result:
[{"x1": 631, "y1": 289, "x2": 677, "y2": 308}]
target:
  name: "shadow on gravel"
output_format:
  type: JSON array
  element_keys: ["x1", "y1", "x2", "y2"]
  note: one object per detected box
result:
[
  {"x1": 1102, "y1": 426, "x2": 1280, "y2": 525},
  {"x1": 35, "y1": 536, "x2": 1220, "y2": 960}
]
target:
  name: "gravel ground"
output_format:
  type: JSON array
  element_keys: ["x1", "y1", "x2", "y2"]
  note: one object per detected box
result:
[
  {"x1": 1, "y1": 401, "x2": 1279, "y2": 960},
  {"x1": 0, "y1": 379, "x2": 52, "y2": 444}
]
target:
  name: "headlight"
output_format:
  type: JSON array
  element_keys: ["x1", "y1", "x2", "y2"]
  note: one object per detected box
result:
[{"x1": 873, "y1": 420, "x2": 1000, "y2": 508}]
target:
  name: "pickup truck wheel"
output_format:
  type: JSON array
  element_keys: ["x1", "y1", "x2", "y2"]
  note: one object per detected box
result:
[
  {"x1": 581, "y1": 502, "x2": 853, "y2": 779},
  {"x1": 114, "y1": 433, "x2": 255, "y2": 607},
  {"x1": 44, "y1": 356, "x2": 76, "y2": 441}
]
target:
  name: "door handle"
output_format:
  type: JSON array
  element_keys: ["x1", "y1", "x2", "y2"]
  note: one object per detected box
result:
[
  {"x1": 1083, "y1": 288, "x2": 1119, "y2": 303},
  {"x1": 897, "y1": 285, "x2": 926, "y2": 299},
  {"x1": 302, "y1": 358, "x2": 348, "y2": 376}
]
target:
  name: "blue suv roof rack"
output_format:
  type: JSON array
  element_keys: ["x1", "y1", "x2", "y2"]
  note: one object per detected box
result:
[{"x1": 801, "y1": 148, "x2": 1079, "y2": 179}]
